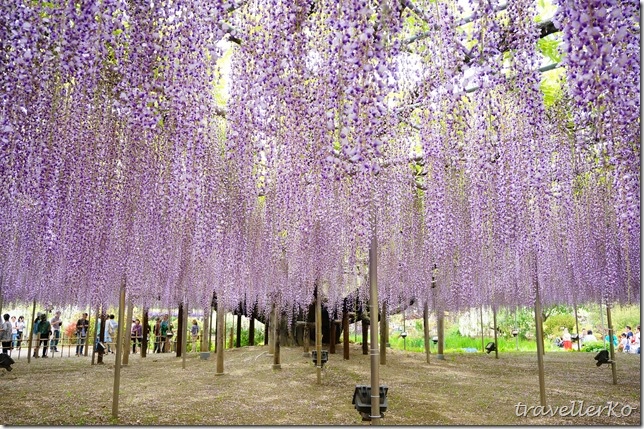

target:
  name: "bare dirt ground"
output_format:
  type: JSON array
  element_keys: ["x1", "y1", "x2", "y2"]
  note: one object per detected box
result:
[{"x1": 1, "y1": 344, "x2": 640, "y2": 425}]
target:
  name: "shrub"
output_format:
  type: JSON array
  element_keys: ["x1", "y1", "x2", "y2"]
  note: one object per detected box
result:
[{"x1": 543, "y1": 313, "x2": 576, "y2": 337}]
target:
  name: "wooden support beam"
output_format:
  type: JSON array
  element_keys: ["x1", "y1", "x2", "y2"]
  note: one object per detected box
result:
[{"x1": 343, "y1": 310, "x2": 350, "y2": 360}]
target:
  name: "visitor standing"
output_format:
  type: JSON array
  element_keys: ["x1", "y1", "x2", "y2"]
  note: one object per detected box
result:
[
  {"x1": 161, "y1": 315, "x2": 169, "y2": 353},
  {"x1": 0, "y1": 314, "x2": 12, "y2": 354},
  {"x1": 38, "y1": 313, "x2": 51, "y2": 358},
  {"x1": 105, "y1": 314, "x2": 117, "y2": 353},
  {"x1": 50, "y1": 311, "x2": 62, "y2": 353},
  {"x1": 153, "y1": 318, "x2": 162, "y2": 353},
  {"x1": 562, "y1": 328, "x2": 572, "y2": 350},
  {"x1": 15, "y1": 316, "x2": 25, "y2": 349},
  {"x1": 75, "y1": 313, "x2": 89, "y2": 356},
  {"x1": 32, "y1": 313, "x2": 42, "y2": 358},
  {"x1": 10, "y1": 316, "x2": 17, "y2": 350},
  {"x1": 131, "y1": 319, "x2": 142, "y2": 354},
  {"x1": 191, "y1": 320, "x2": 200, "y2": 352}
]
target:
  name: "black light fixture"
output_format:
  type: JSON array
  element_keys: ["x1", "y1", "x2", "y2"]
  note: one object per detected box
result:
[
  {"x1": 352, "y1": 385, "x2": 388, "y2": 421},
  {"x1": 432, "y1": 336, "x2": 438, "y2": 345},
  {"x1": 485, "y1": 341, "x2": 496, "y2": 354},
  {"x1": 511, "y1": 329, "x2": 519, "y2": 337},
  {"x1": 311, "y1": 350, "x2": 329, "y2": 367},
  {"x1": 0, "y1": 353, "x2": 15, "y2": 372},
  {"x1": 594, "y1": 350, "x2": 612, "y2": 367}
]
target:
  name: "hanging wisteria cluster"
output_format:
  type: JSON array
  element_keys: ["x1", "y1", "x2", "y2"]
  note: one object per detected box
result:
[{"x1": 0, "y1": 0, "x2": 639, "y2": 321}]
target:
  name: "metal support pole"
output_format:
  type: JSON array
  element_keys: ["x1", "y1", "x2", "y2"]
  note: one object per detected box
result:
[
  {"x1": 606, "y1": 303, "x2": 617, "y2": 385},
  {"x1": 368, "y1": 221, "x2": 381, "y2": 425},
  {"x1": 112, "y1": 281, "x2": 126, "y2": 419}
]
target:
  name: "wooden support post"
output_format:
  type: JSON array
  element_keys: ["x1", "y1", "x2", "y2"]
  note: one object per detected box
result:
[
  {"x1": 97, "y1": 310, "x2": 106, "y2": 365},
  {"x1": 480, "y1": 306, "x2": 485, "y2": 353},
  {"x1": 303, "y1": 323, "x2": 310, "y2": 354},
  {"x1": 112, "y1": 281, "x2": 126, "y2": 420},
  {"x1": 182, "y1": 301, "x2": 188, "y2": 369},
  {"x1": 264, "y1": 317, "x2": 269, "y2": 346},
  {"x1": 379, "y1": 301, "x2": 387, "y2": 365},
  {"x1": 574, "y1": 304, "x2": 581, "y2": 352},
  {"x1": 228, "y1": 314, "x2": 234, "y2": 349},
  {"x1": 316, "y1": 287, "x2": 322, "y2": 385},
  {"x1": 606, "y1": 303, "x2": 617, "y2": 385},
  {"x1": 201, "y1": 306, "x2": 210, "y2": 353},
  {"x1": 216, "y1": 306, "x2": 225, "y2": 375},
  {"x1": 437, "y1": 309, "x2": 445, "y2": 360},
  {"x1": 329, "y1": 317, "x2": 336, "y2": 354},
  {"x1": 141, "y1": 309, "x2": 148, "y2": 358},
  {"x1": 268, "y1": 307, "x2": 275, "y2": 355},
  {"x1": 27, "y1": 299, "x2": 36, "y2": 364},
  {"x1": 273, "y1": 304, "x2": 281, "y2": 370},
  {"x1": 236, "y1": 313, "x2": 242, "y2": 348},
  {"x1": 92, "y1": 305, "x2": 100, "y2": 365},
  {"x1": 122, "y1": 301, "x2": 133, "y2": 366},
  {"x1": 176, "y1": 303, "x2": 184, "y2": 358},
  {"x1": 84, "y1": 309, "x2": 91, "y2": 357},
  {"x1": 423, "y1": 300, "x2": 430, "y2": 364},
  {"x1": 249, "y1": 316, "x2": 255, "y2": 346},
  {"x1": 534, "y1": 275, "x2": 547, "y2": 407},
  {"x1": 368, "y1": 220, "x2": 381, "y2": 425},
  {"x1": 493, "y1": 307, "x2": 498, "y2": 359},
  {"x1": 209, "y1": 305, "x2": 215, "y2": 352},
  {"x1": 342, "y1": 309, "x2": 350, "y2": 360}
]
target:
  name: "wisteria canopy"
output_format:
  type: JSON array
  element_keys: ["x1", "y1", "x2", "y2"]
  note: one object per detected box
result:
[{"x1": 0, "y1": 0, "x2": 640, "y2": 320}]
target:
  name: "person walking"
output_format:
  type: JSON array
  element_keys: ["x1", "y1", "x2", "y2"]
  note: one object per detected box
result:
[
  {"x1": 0, "y1": 314, "x2": 12, "y2": 354},
  {"x1": 160, "y1": 315, "x2": 169, "y2": 353},
  {"x1": 105, "y1": 314, "x2": 117, "y2": 354},
  {"x1": 131, "y1": 319, "x2": 142, "y2": 354},
  {"x1": 15, "y1": 316, "x2": 25, "y2": 350},
  {"x1": 190, "y1": 320, "x2": 200, "y2": 352},
  {"x1": 50, "y1": 311, "x2": 62, "y2": 353},
  {"x1": 10, "y1": 316, "x2": 18, "y2": 351},
  {"x1": 37, "y1": 313, "x2": 51, "y2": 358},
  {"x1": 32, "y1": 313, "x2": 42, "y2": 358},
  {"x1": 153, "y1": 318, "x2": 162, "y2": 353},
  {"x1": 75, "y1": 313, "x2": 89, "y2": 356}
]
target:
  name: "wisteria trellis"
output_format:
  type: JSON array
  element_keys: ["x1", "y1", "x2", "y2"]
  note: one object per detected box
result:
[{"x1": 0, "y1": 0, "x2": 639, "y2": 320}]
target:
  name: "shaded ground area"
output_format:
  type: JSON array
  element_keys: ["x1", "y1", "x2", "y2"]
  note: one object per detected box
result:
[{"x1": 1, "y1": 344, "x2": 640, "y2": 425}]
